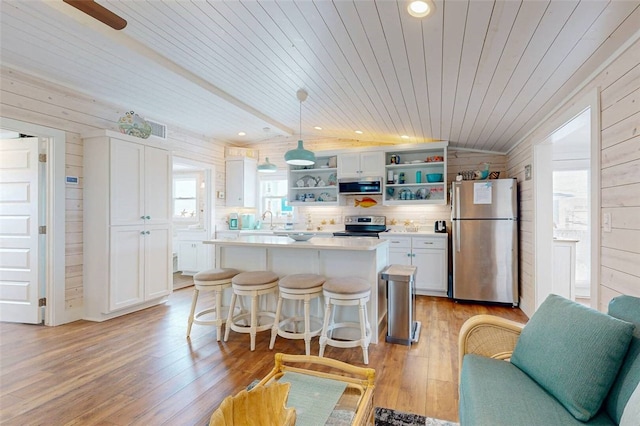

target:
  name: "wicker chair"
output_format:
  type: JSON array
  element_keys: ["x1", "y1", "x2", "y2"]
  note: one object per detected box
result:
[{"x1": 457, "y1": 314, "x2": 524, "y2": 377}]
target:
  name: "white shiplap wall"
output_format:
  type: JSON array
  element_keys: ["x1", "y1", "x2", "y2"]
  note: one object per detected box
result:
[
  {"x1": 0, "y1": 67, "x2": 227, "y2": 320},
  {"x1": 507, "y1": 39, "x2": 640, "y2": 317}
]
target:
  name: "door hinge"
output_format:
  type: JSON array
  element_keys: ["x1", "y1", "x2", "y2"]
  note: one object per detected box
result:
[
  {"x1": 39, "y1": 225, "x2": 46, "y2": 234},
  {"x1": 39, "y1": 153, "x2": 47, "y2": 163},
  {"x1": 39, "y1": 297, "x2": 46, "y2": 307}
]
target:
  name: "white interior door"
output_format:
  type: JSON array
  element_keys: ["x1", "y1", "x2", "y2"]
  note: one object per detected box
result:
[{"x1": 0, "y1": 137, "x2": 41, "y2": 323}]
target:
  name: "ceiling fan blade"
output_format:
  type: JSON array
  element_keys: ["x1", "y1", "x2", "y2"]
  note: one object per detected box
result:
[{"x1": 63, "y1": 0, "x2": 127, "y2": 30}]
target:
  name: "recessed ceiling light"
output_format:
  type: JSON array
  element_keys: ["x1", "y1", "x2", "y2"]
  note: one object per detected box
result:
[
  {"x1": 314, "y1": 126, "x2": 323, "y2": 130},
  {"x1": 407, "y1": 0, "x2": 434, "y2": 18},
  {"x1": 401, "y1": 135, "x2": 410, "y2": 139},
  {"x1": 354, "y1": 130, "x2": 363, "y2": 134},
  {"x1": 238, "y1": 132, "x2": 246, "y2": 136}
]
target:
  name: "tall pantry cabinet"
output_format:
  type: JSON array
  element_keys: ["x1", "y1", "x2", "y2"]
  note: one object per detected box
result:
[{"x1": 83, "y1": 130, "x2": 172, "y2": 321}]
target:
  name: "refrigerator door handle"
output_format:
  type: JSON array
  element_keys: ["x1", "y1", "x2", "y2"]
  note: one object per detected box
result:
[{"x1": 454, "y1": 185, "x2": 461, "y2": 252}]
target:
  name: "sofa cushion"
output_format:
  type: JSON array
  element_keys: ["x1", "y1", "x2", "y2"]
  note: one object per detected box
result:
[
  {"x1": 605, "y1": 295, "x2": 640, "y2": 423},
  {"x1": 459, "y1": 354, "x2": 616, "y2": 426},
  {"x1": 511, "y1": 294, "x2": 634, "y2": 422}
]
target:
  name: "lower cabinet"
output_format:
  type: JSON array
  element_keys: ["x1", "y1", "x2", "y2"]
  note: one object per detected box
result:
[
  {"x1": 381, "y1": 234, "x2": 448, "y2": 296},
  {"x1": 177, "y1": 240, "x2": 211, "y2": 275},
  {"x1": 110, "y1": 224, "x2": 172, "y2": 312}
]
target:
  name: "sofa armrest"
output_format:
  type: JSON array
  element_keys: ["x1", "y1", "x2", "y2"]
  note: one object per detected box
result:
[{"x1": 458, "y1": 315, "x2": 525, "y2": 376}]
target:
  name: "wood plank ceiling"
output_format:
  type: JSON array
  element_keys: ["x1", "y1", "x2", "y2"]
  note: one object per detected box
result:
[{"x1": 1, "y1": 0, "x2": 638, "y2": 152}]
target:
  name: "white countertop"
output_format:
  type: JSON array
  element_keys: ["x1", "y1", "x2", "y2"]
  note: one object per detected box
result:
[
  {"x1": 206, "y1": 235, "x2": 389, "y2": 251},
  {"x1": 381, "y1": 230, "x2": 449, "y2": 238}
]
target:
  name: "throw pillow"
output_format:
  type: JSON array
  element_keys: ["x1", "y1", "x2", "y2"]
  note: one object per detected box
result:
[
  {"x1": 511, "y1": 294, "x2": 634, "y2": 422},
  {"x1": 620, "y1": 381, "x2": 640, "y2": 426}
]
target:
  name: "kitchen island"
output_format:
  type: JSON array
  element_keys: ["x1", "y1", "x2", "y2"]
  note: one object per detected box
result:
[{"x1": 204, "y1": 236, "x2": 389, "y2": 344}]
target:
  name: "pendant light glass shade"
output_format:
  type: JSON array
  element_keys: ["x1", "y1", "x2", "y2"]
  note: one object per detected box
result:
[
  {"x1": 285, "y1": 89, "x2": 316, "y2": 166},
  {"x1": 257, "y1": 157, "x2": 278, "y2": 173},
  {"x1": 285, "y1": 140, "x2": 315, "y2": 166}
]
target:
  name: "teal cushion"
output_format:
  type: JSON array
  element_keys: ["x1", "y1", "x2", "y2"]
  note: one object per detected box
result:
[
  {"x1": 605, "y1": 295, "x2": 640, "y2": 423},
  {"x1": 459, "y1": 355, "x2": 615, "y2": 426},
  {"x1": 511, "y1": 294, "x2": 635, "y2": 422}
]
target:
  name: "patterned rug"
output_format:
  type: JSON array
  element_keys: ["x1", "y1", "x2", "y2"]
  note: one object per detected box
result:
[{"x1": 375, "y1": 407, "x2": 459, "y2": 426}]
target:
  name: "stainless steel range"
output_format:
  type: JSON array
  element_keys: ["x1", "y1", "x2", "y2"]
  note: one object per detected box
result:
[{"x1": 333, "y1": 215, "x2": 387, "y2": 238}]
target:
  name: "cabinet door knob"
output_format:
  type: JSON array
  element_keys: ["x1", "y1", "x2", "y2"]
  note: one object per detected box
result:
[
  {"x1": 140, "y1": 231, "x2": 146, "y2": 235},
  {"x1": 145, "y1": 231, "x2": 150, "y2": 235},
  {"x1": 145, "y1": 215, "x2": 151, "y2": 220},
  {"x1": 140, "y1": 216, "x2": 145, "y2": 220}
]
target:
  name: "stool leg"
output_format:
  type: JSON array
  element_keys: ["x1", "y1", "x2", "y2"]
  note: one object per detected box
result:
[
  {"x1": 303, "y1": 296, "x2": 311, "y2": 356},
  {"x1": 359, "y1": 300, "x2": 369, "y2": 365},
  {"x1": 224, "y1": 292, "x2": 237, "y2": 342},
  {"x1": 319, "y1": 299, "x2": 332, "y2": 358},
  {"x1": 269, "y1": 294, "x2": 284, "y2": 350},
  {"x1": 250, "y1": 294, "x2": 258, "y2": 351},
  {"x1": 187, "y1": 288, "x2": 199, "y2": 338},
  {"x1": 214, "y1": 288, "x2": 223, "y2": 342}
]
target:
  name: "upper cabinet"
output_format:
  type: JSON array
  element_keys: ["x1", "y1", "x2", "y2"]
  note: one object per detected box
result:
[
  {"x1": 288, "y1": 154, "x2": 338, "y2": 206},
  {"x1": 337, "y1": 151, "x2": 384, "y2": 178},
  {"x1": 226, "y1": 157, "x2": 257, "y2": 208},
  {"x1": 383, "y1": 142, "x2": 448, "y2": 205},
  {"x1": 110, "y1": 139, "x2": 171, "y2": 226}
]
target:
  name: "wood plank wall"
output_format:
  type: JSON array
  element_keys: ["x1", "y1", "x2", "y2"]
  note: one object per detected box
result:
[
  {"x1": 0, "y1": 67, "x2": 227, "y2": 322},
  {"x1": 506, "y1": 39, "x2": 640, "y2": 316}
]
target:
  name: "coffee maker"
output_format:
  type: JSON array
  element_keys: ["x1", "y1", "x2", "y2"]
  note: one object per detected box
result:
[{"x1": 434, "y1": 220, "x2": 446, "y2": 233}]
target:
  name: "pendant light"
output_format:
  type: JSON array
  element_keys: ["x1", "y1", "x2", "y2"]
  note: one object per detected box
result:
[
  {"x1": 284, "y1": 89, "x2": 315, "y2": 166},
  {"x1": 257, "y1": 157, "x2": 277, "y2": 173}
]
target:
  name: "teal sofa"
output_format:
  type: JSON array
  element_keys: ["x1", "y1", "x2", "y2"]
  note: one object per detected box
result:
[{"x1": 458, "y1": 295, "x2": 640, "y2": 425}]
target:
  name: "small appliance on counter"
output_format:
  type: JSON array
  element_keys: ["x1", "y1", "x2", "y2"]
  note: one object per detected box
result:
[
  {"x1": 434, "y1": 220, "x2": 447, "y2": 233},
  {"x1": 229, "y1": 213, "x2": 239, "y2": 230},
  {"x1": 240, "y1": 213, "x2": 255, "y2": 230}
]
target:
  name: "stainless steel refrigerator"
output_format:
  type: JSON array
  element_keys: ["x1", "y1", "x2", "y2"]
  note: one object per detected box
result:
[{"x1": 451, "y1": 178, "x2": 518, "y2": 306}]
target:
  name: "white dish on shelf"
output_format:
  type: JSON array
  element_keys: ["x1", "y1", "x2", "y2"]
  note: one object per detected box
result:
[{"x1": 410, "y1": 160, "x2": 423, "y2": 164}]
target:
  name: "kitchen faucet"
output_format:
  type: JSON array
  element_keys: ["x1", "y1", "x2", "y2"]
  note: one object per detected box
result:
[{"x1": 262, "y1": 210, "x2": 274, "y2": 230}]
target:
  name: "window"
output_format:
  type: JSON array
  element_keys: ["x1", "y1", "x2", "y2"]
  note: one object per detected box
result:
[
  {"x1": 258, "y1": 171, "x2": 292, "y2": 222},
  {"x1": 173, "y1": 173, "x2": 200, "y2": 221}
]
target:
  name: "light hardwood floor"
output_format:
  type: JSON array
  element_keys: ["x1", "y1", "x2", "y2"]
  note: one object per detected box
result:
[{"x1": 0, "y1": 288, "x2": 528, "y2": 425}]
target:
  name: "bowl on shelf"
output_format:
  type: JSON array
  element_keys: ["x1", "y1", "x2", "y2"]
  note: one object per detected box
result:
[
  {"x1": 426, "y1": 173, "x2": 443, "y2": 183},
  {"x1": 288, "y1": 233, "x2": 314, "y2": 241}
]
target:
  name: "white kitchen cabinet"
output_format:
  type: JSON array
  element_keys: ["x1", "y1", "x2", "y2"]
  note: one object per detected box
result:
[
  {"x1": 83, "y1": 130, "x2": 172, "y2": 321},
  {"x1": 177, "y1": 231, "x2": 212, "y2": 275},
  {"x1": 337, "y1": 151, "x2": 384, "y2": 178},
  {"x1": 552, "y1": 239, "x2": 577, "y2": 300},
  {"x1": 226, "y1": 157, "x2": 257, "y2": 208},
  {"x1": 110, "y1": 224, "x2": 171, "y2": 311},
  {"x1": 110, "y1": 139, "x2": 171, "y2": 225},
  {"x1": 380, "y1": 234, "x2": 448, "y2": 296},
  {"x1": 411, "y1": 237, "x2": 447, "y2": 295}
]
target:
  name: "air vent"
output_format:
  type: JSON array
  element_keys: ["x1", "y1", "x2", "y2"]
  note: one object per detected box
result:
[{"x1": 146, "y1": 119, "x2": 167, "y2": 140}]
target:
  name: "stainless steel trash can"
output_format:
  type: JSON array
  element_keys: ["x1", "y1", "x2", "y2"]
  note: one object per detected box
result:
[{"x1": 380, "y1": 264, "x2": 419, "y2": 345}]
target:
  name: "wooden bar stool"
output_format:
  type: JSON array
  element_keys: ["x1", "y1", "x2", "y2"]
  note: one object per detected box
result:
[
  {"x1": 319, "y1": 277, "x2": 372, "y2": 364},
  {"x1": 187, "y1": 268, "x2": 240, "y2": 341},
  {"x1": 224, "y1": 271, "x2": 279, "y2": 351},
  {"x1": 269, "y1": 273, "x2": 325, "y2": 355}
]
